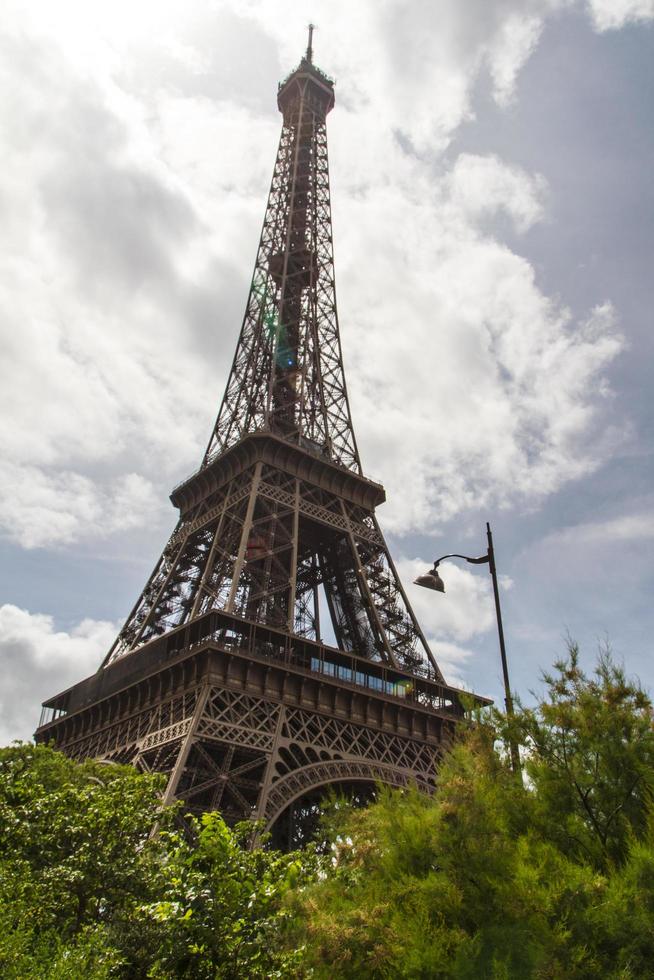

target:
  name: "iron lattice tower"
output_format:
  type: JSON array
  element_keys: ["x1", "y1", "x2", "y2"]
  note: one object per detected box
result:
[{"x1": 37, "y1": 37, "x2": 488, "y2": 845}]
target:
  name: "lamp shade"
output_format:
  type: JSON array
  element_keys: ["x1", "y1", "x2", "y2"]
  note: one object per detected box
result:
[{"x1": 413, "y1": 569, "x2": 445, "y2": 593}]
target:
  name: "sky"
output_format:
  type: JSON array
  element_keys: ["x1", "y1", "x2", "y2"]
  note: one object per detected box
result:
[{"x1": 1, "y1": 0, "x2": 653, "y2": 743}]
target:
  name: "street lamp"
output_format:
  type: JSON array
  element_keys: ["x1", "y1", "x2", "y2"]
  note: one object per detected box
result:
[{"x1": 414, "y1": 522, "x2": 521, "y2": 775}]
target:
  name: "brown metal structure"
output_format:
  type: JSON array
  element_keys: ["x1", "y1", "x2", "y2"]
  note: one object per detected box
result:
[{"x1": 36, "y1": 38, "x2": 489, "y2": 843}]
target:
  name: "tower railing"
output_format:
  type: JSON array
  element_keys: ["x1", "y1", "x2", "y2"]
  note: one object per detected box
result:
[{"x1": 38, "y1": 606, "x2": 488, "y2": 730}]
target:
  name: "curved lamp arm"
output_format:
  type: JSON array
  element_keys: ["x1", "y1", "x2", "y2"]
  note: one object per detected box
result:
[{"x1": 432, "y1": 553, "x2": 489, "y2": 567}]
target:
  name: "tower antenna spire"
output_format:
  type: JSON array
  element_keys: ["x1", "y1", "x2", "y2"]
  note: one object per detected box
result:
[{"x1": 306, "y1": 22, "x2": 314, "y2": 63}]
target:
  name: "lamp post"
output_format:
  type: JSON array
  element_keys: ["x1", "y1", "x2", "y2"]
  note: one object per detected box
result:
[{"x1": 414, "y1": 522, "x2": 521, "y2": 775}]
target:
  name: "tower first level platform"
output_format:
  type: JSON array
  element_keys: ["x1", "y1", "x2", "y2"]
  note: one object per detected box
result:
[{"x1": 36, "y1": 607, "x2": 490, "y2": 837}]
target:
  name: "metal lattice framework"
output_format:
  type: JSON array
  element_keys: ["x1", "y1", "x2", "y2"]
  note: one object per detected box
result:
[
  {"x1": 204, "y1": 58, "x2": 359, "y2": 472},
  {"x1": 104, "y1": 452, "x2": 442, "y2": 677},
  {"x1": 100, "y1": 48, "x2": 444, "y2": 681},
  {"x1": 37, "y1": 41, "x2": 490, "y2": 844},
  {"x1": 38, "y1": 628, "x2": 456, "y2": 832}
]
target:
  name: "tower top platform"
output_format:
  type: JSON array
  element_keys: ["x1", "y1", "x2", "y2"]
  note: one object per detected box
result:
[{"x1": 277, "y1": 28, "x2": 335, "y2": 118}]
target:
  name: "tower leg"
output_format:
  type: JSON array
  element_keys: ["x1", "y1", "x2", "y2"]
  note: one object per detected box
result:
[{"x1": 162, "y1": 686, "x2": 210, "y2": 806}]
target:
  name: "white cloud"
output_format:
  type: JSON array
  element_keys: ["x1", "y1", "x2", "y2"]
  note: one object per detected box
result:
[
  {"x1": 238, "y1": 0, "x2": 576, "y2": 149},
  {"x1": 0, "y1": 605, "x2": 116, "y2": 744},
  {"x1": 537, "y1": 508, "x2": 654, "y2": 550},
  {"x1": 0, "y1": 0, "x2": 633, "y2": 553},
  {"x1": 395, "y1": 557, "x2": 496, "y2": 642},
  {"x1": 345, "y1": 187, "x2": 624, "y2": 532},
  {"x1": 0, "y1": 15, "x2": 239, "y2": 548},
  {"x1": 428, "y1": 641, "x2": 477, "y2": 689},
  {"x1": 0, "y1": 465, "x2": 161, "y2": 549},
  {"x1": 487, "y1": 12, "x2": 545, "y2": 106},
  {"x1": 585, "y1": 0, "x2": 654, "y2": 31},
  {"x1": 447, "y1": 153, "x2": 547, "y2": 233},
  {"x1": 508, "y1": 503, "x2": 654, "y2": 643}
]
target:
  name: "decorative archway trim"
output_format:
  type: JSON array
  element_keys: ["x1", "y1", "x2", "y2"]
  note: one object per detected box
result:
[{"x1": 263, "y1": 758, "x2": 433, "y2": 829}]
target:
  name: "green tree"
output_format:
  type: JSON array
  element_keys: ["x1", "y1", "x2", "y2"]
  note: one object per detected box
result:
[
  {"x1": 141, "y1": 813, "x2": 317, "y2": 979},
  {"x1": 0, "y1": 743, "x2": 317, "y2": 978},
  {"x1": 0, "y1": 743, "x2": 170, "y2": 977},
  {"x1": 288, "y1": 645, "x2": 654, "y2": 979},
  {"x1": 518, "y1": 642, "x2": 654, "y2": 869}
]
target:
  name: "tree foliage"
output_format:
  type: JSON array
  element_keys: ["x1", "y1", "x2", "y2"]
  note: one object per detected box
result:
[
  {"x1": 139, "y1": 814, "x2": 314, "y2": 979},
  {"x1": 289, "y1": 644, "x2": 654, "y2": 978},
  {"x1": 0, "y1": 744, "x2": 169, "y2": 977},
  {"x1": 520, "y1": 644, "x2": 654, "y2": 869},
  {"x1": 2, "y1": 644, "x2": 653, "y2": 978},
  {"x1": 0, "y1": 745, "x2": 315, "y2": 978}
]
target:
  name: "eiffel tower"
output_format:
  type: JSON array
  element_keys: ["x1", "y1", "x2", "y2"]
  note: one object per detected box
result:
[{"x1": 36, "y1": 32, "x2": 488, "y2": 846}]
